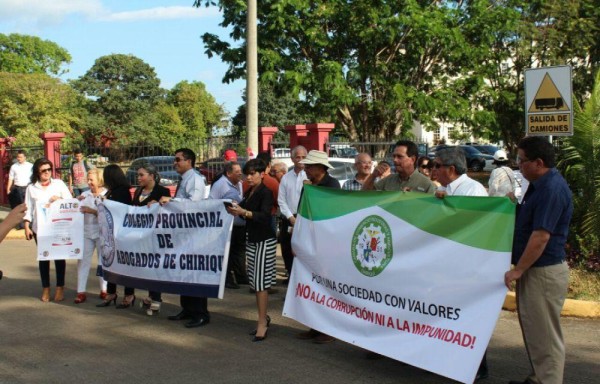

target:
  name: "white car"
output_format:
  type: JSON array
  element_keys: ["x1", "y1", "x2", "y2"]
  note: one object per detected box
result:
[{"x1": 286, "y1": 157, "x2": 376, "y2": 187}]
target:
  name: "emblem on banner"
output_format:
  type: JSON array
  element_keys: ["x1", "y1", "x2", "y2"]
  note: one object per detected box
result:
[
  {"x1": 98, "y1": 204, "x2": 116, "y2": 267},
  {"x1": 351, "y1": 215, "x2": 393, "y2": 276}
]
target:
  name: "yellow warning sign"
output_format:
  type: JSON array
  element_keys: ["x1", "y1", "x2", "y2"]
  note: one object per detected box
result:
[
  {"x1": 528, "y1": 113, "x2": 571, "y2": 134},
  {"x1": 528, "y1": 73, "x2": 570, "y2": 112}
]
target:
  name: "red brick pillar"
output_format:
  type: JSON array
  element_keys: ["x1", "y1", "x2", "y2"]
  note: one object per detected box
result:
[
  {"x1": 259, "y1": 126, "x2": 278, "y2": 154},
  {"x1": 40, "y1": 132, "x2": 65, "y2": 179},
  {"x1": 0, "y1": 138, "x2": 12, "y2": 204},
  {"x1": 306, "y1": 123, "x2": 335, "y2": 152},
  {"x1": 284, "y1": 125, "x2": 308, "y2": 149}
]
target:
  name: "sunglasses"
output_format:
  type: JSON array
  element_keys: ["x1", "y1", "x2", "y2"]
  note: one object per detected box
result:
[
  {"x1": 174, "y1": 157, "x2": 186, "y2": 163},
  {"x1": 39, "y1": 168, "x2": 52, "y2": 173},
  {"x1": 419, "y1": 164, "x2": 429, "y2": 169}
]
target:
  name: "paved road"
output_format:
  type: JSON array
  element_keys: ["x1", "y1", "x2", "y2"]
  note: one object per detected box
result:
[{"x1": 0, "y1": 239, "x2": 598, "y2": 384}]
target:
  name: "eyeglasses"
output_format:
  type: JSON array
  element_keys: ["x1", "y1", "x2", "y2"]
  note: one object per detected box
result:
[
  {"x1": 39, "y1": 168, "x2": 52, "y2": 173},
  {"x1": 517, "y1": 157, "x2": 533, "y2": 165}
]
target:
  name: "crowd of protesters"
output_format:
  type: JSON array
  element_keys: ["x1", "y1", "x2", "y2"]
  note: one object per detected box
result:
[{"x1": 1, "y1": 137, "x2": 571, "y2": 383}]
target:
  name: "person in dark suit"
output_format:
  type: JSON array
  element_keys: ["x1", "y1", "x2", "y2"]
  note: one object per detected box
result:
[
  {"x1": 226, "y1": 158, "x2": 277, "y2": 342},
  {"x1": 132, "y1": 163, "x2": 171, "y2": 315},
  {"x1": 96, "y1": 164, "x2": 134, "y2": 308}
]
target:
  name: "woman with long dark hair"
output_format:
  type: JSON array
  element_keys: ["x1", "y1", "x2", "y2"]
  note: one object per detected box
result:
[
  {"x1": 226, "y1": 159, "x2": 277, "y2": 342},
  {"x1": 96, "y1": 164, "x2": 134, "y2": 308},
  {"x1": 23, "y1": 158, "x2": 72, "y2": 302},
  {"x1": 132, "y1": 163, "x2": 170, "y2": 315}
]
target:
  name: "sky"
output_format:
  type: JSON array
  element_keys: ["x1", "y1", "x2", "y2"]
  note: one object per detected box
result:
[{"x1": 0, "y1": 0, "x2": 245, "y2": 116}]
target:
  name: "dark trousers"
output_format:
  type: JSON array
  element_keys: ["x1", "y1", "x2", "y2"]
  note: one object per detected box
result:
[
  {"x1": 149, "y1": 291, "x2": 162, "y2": 302},
  {"x1": 228, "y1": 225, "x2": 247, "y2": 282},
  {"x1": 8, "y1": 186, "x2": 26, "y2": 208},
  {"x1": 180, "y1": 295, "x2": 209, "y2": 320},
  {"x1": 39, "y1": 260, "x2": 66, "y2": 288},
  {"x1": 279, "y1": 217, "x2": 294, "y2": 275},
  {"x1": 107, "y1": 283, "x2": 134, "y2": 296}
]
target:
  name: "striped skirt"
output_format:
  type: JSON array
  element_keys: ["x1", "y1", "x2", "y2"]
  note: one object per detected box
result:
[{"x1": 246, "y1": 237, "x2": 277, "y2": 291}]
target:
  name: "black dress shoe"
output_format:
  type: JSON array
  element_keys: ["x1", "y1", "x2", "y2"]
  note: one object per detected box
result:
[
  {"x1": 475, "y1": 370, "x2": 489, "y2": 381},
  {"x1": 185, "y1": 318, "x2": 210, "y2": 328},
  {"x1": 168, "y1": 310, "x2": 192, "y2": 321}
]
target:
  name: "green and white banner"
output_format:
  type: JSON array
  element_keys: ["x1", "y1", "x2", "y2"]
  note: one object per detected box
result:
[{"x1": 283, "y1": 186, "x2": 515, "y2": 384}]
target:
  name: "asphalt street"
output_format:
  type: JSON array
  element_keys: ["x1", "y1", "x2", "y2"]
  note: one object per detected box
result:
[{"x1": 0, "y1": 238, "x2": 598, "y2": 384}]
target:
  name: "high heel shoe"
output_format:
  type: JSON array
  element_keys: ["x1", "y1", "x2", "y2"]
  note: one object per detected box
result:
[
  {"x1": 96, "y1": 294, "x2": 117, "y2": 307},
  {"x1": 41, "y1": 287, "x2": 50, "y2": 302},
  {"x1": 249, "y1": 315, "x2": 271, "y2": 335},
  {"x1": 74, "y1": 293, "x2": 87, "y2": 304},
  {"x1": 252, "y1": 328, "x2": 268, "y2": 342},
  {"x1": 116, "y1": 295, "x2": 136, "y2": 309},
  {"x1": 54, "y1": 286, "x2": 64, "y2": 302}
]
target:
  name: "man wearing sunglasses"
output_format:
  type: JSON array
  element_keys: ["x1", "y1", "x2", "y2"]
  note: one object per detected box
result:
[
  {"x1": 363, "y1": 140, "x2": 434, "y2": 193},
  {"x1": 159, "y1": 148, "x2": 210, "y2": 328}
]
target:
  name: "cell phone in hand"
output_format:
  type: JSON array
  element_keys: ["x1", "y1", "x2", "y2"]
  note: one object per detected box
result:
[{"x1": 223, "y1": 201, "x2": 234, "y2": 208}]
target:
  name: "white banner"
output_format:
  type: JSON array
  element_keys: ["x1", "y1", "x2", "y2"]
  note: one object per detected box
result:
[
  {"x1": 283, "y1": 187, "x2": 513, "y2": 384},
  {"x1": 98, "y1": 199, "x2": 234, "y2": 299},
  {"x1": 36, "y1": 198, "x2": 84, "y2": 261}
]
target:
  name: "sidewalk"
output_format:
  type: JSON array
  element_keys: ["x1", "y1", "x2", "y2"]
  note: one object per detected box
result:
[{"x1": 0, "y1": 239, "x2": 598, "y2": 384}]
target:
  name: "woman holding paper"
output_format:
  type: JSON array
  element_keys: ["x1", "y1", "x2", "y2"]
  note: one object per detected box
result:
[
  {"x1": 74, "y1": 168, "x2": 108, "y2": 304},
  {"x1": 23, "y1": 158, "x2": 72, "y2": 302},
  {"x1": 226, "y1": 158, "x2": 276, "y2": 342},
  {"x1": 132, "y1": 163, "x2": 170, "y2": 315},
  {"x1": 96, "y1": 164, "x2": 133, "y2": 308}
]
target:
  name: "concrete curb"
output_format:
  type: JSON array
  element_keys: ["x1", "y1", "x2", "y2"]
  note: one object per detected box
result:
[{"x1": 503, "y1": 291, "x2": 600, "y2": 319}]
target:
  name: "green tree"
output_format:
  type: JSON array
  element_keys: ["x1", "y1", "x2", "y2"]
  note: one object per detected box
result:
[
  {"x1": 231, "y1": 82, "x2": 315, "y2": 140},
  {"x1": 0, "y1": 33, "x2": 72, "y2": 76},
  {"x1": 0, "y1": 72, "x2": 83, "y2": 146},
  {"x1": 166, "y1": 80, "x2": 225, "y2": 143},
  {"x1": 72, "y1": 54, "x2": 165, "y2": 145},
  {"x1": 558, "y1": 71, "x2": 600, "y2": 268},
  {"x1": 197, "y1": 0, "x2": 486, "y2": 143}
]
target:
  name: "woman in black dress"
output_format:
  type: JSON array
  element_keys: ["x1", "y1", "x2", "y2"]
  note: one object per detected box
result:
[
  {"x1": 96, "y1": 164, "x2": 134, "y2": 308},
  {"x1": 132, "y1": 163, "x2": 171, "y2": 315},
  {"x1": 226, "y1": 159, "x2": 276, "y2": 342}
]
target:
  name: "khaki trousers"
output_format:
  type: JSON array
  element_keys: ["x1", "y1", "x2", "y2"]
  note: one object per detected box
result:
[{"x1": 516, "y1": 261, "x2": 569, "y2": 384}]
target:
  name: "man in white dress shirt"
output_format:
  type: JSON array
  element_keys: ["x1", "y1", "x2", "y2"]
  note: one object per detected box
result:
[
  {"x1": 7, "y1": 150, "x2": 33, "y2": 228},
  {"x1": 432, "y1": 146, "x2": 489, "y2": 381},
  {"x1": 277, "y1": 145, "x2": 307, "y2": 283},
  {"x1": 159, "y1": 148, "x2": 210, "y2": 329}
]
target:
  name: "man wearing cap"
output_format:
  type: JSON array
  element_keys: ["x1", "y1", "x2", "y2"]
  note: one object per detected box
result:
[
  {"x1": 343, "y1": 153, "x2": 373, "y2": 191},
  {"x1": 505, "y1": 137, "x2": 572, "y2": 384},
  {"x1": 488, "y1": 150, "x2": 516, "y2": 197},
  {"x1": 295, "y1": 150, "x2": 340, "y2": 344},
  {"x1": 363, "y1": 140, "x2": 434, "y2": 193},
  {"x1": 278, "y1": 146, "x2": 307, "y2": 283}
]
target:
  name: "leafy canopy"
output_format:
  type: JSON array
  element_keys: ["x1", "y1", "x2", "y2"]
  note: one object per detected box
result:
[{"x1": 0, "y1": 33, "x2": 72, "y2": 76}]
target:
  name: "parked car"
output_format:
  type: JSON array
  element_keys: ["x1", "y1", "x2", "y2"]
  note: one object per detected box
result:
[
  {"x1": 330, "y1": 146, "x2": 359, "y2": 158},
  {"x1": 427, "y1": 145, "x2": 494, "y2": 172},
  {"x1": 470, "y1": 144, "x2": 499, "y2": 156},
  {"x1": 273, "y1": 148, "x2": 291, "y2": 158},
  {"x1": 198, "y1": 157, "x2": 248, "y2": 184},
  {"x1": 126, "y1": 156, "x2": 181, "y2": 187}
]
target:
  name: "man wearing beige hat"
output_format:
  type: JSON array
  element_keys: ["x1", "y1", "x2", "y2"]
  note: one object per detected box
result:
[{"x1": 295, "y1": 150, "x2": 340, "y2": 344}]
